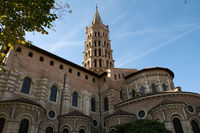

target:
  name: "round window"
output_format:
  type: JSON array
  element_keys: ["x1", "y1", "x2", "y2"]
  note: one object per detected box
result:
[
  {"x1": 48, "y1": 110, "x2": 56, "y2": 118},
  {"x1": 138, "y1": 110, "x2": 145, "y2": 118},
  {"x1": 93, "y1": 120, "x2": 98, "y2": 126},
  {"x1": 187, "y1": 105, "x2": 194, "y2": 113}
]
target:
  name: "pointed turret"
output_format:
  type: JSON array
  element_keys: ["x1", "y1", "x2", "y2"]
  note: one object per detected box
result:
[{"x1": 92, "y1": 6, "x2": 102, "y2": 24}]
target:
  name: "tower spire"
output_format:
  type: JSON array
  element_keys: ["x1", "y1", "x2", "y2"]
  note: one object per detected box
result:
[{"x1": 92, "y1": 5, "x2": 102, "y2": 24}]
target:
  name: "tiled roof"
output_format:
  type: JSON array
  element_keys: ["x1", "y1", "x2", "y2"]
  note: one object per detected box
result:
[
  {"x1": 58, "y1": 110, "x2": 92, "y2": 120},
  {"x1": 104, "y1": 109, "x2": 136, "y2": 119}
]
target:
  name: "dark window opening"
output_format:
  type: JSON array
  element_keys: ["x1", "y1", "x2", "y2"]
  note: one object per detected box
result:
[
  {"x1": 118, "y1": 74, "x2": 121, "y2": 79},
  {"x1": 45, "y1": 126, "x2": 53, "y2": 133},
  {"x1": 39, "y1": 57, "x2": 44, "y2": 62},
  {"x1": 28, "y1": 52, "x2": 33, "y2": 57},
  {"x1": 103, "y1": 78, "x2": 106, "y2": 82},
  {"x1": 91, "y1": 97, "x2": 96, "y2": 112},
  {"x1": 79, "y1": 129, "x2": 85, "y2": 133},
  {"x1": 120, "y1": 90, "x2": 123, "y2": 100},
  {"x1": 72, "y1": 92, "x2": 78, "y2": 107},
  {"x1": 63, "y1": 129, "x2": 69, "y2": 133},
  {"x1": 162, "y1": 83, "x2": 167, "y2": 91},
  {"x1": 77, "y1": 72, "x2": 80, "y2": 77},
  {"x1": 0, "y1": 118, "x2": 5, "y2": 133},
  {"x1": 69, "y1": 68, "x2": 72, "y2": 73},
  {"x1": 114, "y1": 75, "x2": 117, "y2": 80},
  {"x1": 132, "y1": 89, "x2": 135, "y2": 98},
  {"x1": 140, "y1": 86, "x2": 145, "y2": 96},
  {"x1": 60, "y1": 65, "x2": 63, "y2": 70},
  {"x1": 92, "y1": 78, "x2": 96, "y2": 83},
  {"x1": 93, "y1": 120, "x2": 98, "y2": 126},
  {"x1": 191, "y1": 120, "x2": 200, "y2": 133},
  {"x1": 19, "y1": 119, "x2": 29, "y2": 133},
  {"x1": 152, "y1": 84, "x2": 157, "y2": 93},
  {"x1": 21, "y1": 77, "x2": 31, "y2": 94},
  {"x1": 173, "y1": 118, "x2": 184, "y2": 133},
  {"x1": 50, "y1": 61, "x2": 54, "y2": 66},
  {"x1": 16, "y1": 47, "x2": 22, "y2": 52},
  {"x1": 50, "y1": 85, "x2": 57, "y2": 102},
  {"x1": 85, "y1": 75, "x2": 88, "y2": 80},
  {"x1": 104, "y1": 97, "x2": 109, "y2": 111}
]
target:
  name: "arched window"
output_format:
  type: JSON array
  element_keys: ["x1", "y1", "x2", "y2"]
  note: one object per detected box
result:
[
  {"x1": 50, "y1": 61, "x2": 54, "y2": 66},
  {"x1": 63, "y1": 128, "x2": 69, "y2": 133},
  {"x1": 151, "y1": 84, "x2": 157, "y2": 93},
  {"x1": 132, "y1": 89, "x2": 135, "y2": 98},
  {"x1": 98, "y1": 40, "x2": 101, "y2": 46},
  {"x1": 94, "y1": 59, "x2": 97, "y2": 67},
  {"x1": 0, "y1": 118, "x2": 5, "y2": 133},
  {"x1": 140, "y1": 86, "x2": 145, "y2": 96},
  {"x1": 99, "y1": 49, "x2": 101, "y2": 56},
  {"x1": 94, "y1": 49, "x2": 97, "y2": 56},
  {"x1": 95, "y1": 32, "x2": 97, "y2": 37},
  {"x1": 191, "y1": 120, "x2": 200, "y2": 133},
  {"x1": 79, "y1": 129, "x2": 85, "y2": 133},
  {"x1": 50, "y1": 85, "x2": 57, "y2": 102},
  {"x1": 91, "y1": 97, "x2": 96, "y2": 112},
  {"x1": 39, "y1": 56, "x2": 44, "y2": 62},
  {"x1": 162, "y1": 83, "x2": 167, "y2": 91},
  {"x1": 173, "y1": 118, "x2": 184, "y2": 133},
  {"x1": 45, "y1": 126, "x2": 53, "y2": 133},
  {"x1": 98, "y1": 31, "x2": 100, "y2": 37},
  {"x1": 19, "y1": 119, "x2": 29, "y2": 133},
  {"x1": 120, "y1": 90, "x2": 123, "y2": 100},
  {"x1": 104, "y1": 97, "x2": 109, "y2": 111},
  {"x1": 99, "y1": 59, "x2": 102, "y2": 67},
  {"x1": 16, "y1": 47, "x2": 22, "y2": 52},
  {"x1": 72, "y1": 92, "x2": 78, "y2": 107},
  {"x1": 94, "y1": 40, "x2": 97, "y2": 46},
  {"x1": 21, "y1": 77, "x2": 31, "y2": 94}
]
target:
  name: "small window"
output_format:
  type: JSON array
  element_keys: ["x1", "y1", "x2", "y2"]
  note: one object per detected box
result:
[
  {"x1": 39, "y1": 57, "x2": 44, "y2": 62},
  {"x1": 140, "y1": 86, "x2": 145, "y2": 96},
  {"x1": 79, "y1": 129, "x2": 85, "y2": 133},
  {"x1": 138, "y1": 110, "x2": 145, "y2": 118},
  {"x1": 93, "y1": 120, "x2": 98, "y2": 126},
  {"x1": 173, "y1": 118, "x2": 184, "y2": 133},
  {"x1": 60, "y1": 65, "x2": 63, "y2": 70},
  {"x1": 63, "y1": 129, "x2": 69, "y2": 133},
  {"x1": 77, "y1": 72, "x2": 80, "y2": 77},
  {"x1": 48, "y1": 110, "x2": 56, "y2": 119},
  {"x1": 118, "y1": 74, "x2": 121, "y2": 79},
  {"x1": 50, "y1": 61, "x2": 54, "y2": 66},
  {"x1": 152, "y1": 84, "x2": 157, "y2": 93},
  {"x1": 114, "y1": 75, "x2": 117, "y2": 80},
  {"x1": 69, "y1": 68, "x2": 72, "y2": 73},
  {"x1": 132, "y1": 89, "x2": 135, "y2": 98},
  {"x1": 103, "y1": 78, "x2": 106, "y2": 82},
  {"x1": 16, "y1": 47, "x2": 21, "y2": 52},
  {"x1": 162, "y1": 83, "x2": 167, "y2": 91},
  {"x1": 85, "y1": 75, "x2": 88, "y2": 80},
  {"x1": 28, "y1": 52, "x2": 33, "y2": 57},
  {"x1": 92, "y1": 78, "x2": 96, "y2": 83},
  {"x1": 120, "y1": 90, "x2": 123, "y2": 100}
]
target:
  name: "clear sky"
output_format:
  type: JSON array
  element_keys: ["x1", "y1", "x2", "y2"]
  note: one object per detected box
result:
[{"x1": 26, "y1": 0, "x2": 200, "y2": 94}]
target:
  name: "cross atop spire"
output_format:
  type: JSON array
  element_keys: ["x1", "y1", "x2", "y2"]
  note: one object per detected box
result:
[{"x1": 92, "y1": 6, "x2": 102, "y2": 24}]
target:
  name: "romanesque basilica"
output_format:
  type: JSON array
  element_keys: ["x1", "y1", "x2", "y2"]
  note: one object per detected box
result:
[{"x1": 0, "y1": 7, "x2": 200, "y2": 133}]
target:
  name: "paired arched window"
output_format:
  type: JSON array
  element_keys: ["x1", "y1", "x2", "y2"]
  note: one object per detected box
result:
[
  {"x1": 140, "y1": 86, "x2": 145, "y2": 96},
  {"x1": 19, "y1": 119, "x2": 29, "y2": 133},
  {"x1": 191, "y1": 120, "x2": 200, "y2": 133},
  {"x1": 45, "y1": 126, "x2": 53, "y2": 133},
  {"x1": 104, "y1": 97, "x2": 109, "y2": 112},
  {"x1": 151, "y1": 84, "x2": 157, "y2": 93},
  {"x1": 91, "y1": 97, "x2": 96, "y2": 112},
  {"x1": 50, "y1": 85, "x2": 57, "y2": 102},
  {"x1": 63, "y1": 128, "x2": 69, "y2": 133},
  {"x1": 162, "y1": 83, "x2": 167, "y2": 91},
  {"x1": 173, "y1": 118, "x2": 184, "y2": 133},
  {"x1": 0, "y1": 118, "x2": 5, "y2": 133},
  {"x1": 132, "y1": 89, "x2": 135, "y2": 98},
  {"x1": 21, "y1": 77, "x2": 31, "y2": 94},
  {"x1": 79, "y1": 129, "x2": 85, "y2": 133},
  {"x1": 72, "y1": 92, "x2": 78, "y2": 107}
]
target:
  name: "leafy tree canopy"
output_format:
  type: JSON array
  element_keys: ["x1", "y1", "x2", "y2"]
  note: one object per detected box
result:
[
  {"x1": 0, "y1": 0, "x2": 70, "y2": 63},
  {"x1": 108, "y1": 120, "x2": 173, "y2": 133}
]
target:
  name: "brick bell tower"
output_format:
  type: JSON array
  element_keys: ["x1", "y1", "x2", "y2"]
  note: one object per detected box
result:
[{"x1": 83, "y1": 6, "x2": 114, "y2": 74}]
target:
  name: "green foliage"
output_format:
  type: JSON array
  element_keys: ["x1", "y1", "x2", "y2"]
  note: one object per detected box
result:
[
  {"x1": 108, "y1": 120, "x2": 173, "y2": 133},
  {"x1": 0, "y1": 0, "x2": 70, "y2": 63}
]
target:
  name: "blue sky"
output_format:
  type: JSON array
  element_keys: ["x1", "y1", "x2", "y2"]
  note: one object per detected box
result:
[{"x1": 26, "y1": 0, "x2": 200, "y2": 93}]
